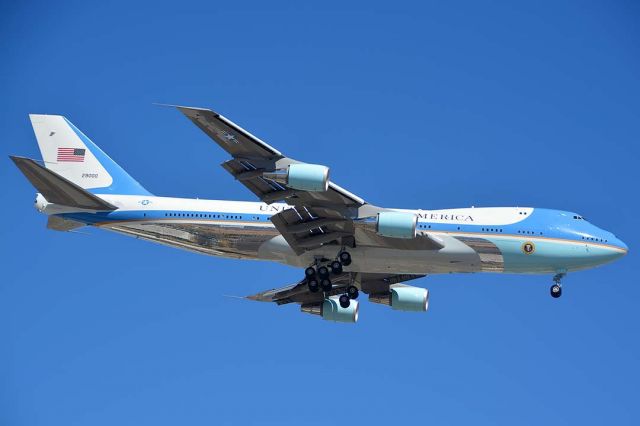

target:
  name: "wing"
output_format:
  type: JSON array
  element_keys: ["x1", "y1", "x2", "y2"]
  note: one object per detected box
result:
[
  {"x1": 172, "y1": 105, "x2": 378, "y2": 254},
  {"x1": 246, "y1": 272, "x2": 425, "y2": 305},
  {"x1": 174, "y1": 106, "x2": 364, "y2": 207}
]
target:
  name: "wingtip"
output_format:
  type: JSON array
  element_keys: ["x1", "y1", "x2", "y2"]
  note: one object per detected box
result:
[
  {"x1": 153, "y1": 102, "x2": 215, "y2": 113},
  {"x1": 152, "y1": 102, "x2": 181, "y2": 108},
  {"x1": 223, "y1": 294, "x2": 254, "y2": 301},
  {"x1": 9, "y1": 155, "x2": 30, "y2": 164}
]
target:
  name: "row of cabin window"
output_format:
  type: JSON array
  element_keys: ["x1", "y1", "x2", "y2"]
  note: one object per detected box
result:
[
  {"x1": 582, "y1": 236, "x2": 608, "y2": 243},
  {"x1": 163, "y1": 213, "x2": 263, "y2": 220},
  {"x1": 517, "y1": 230, "x2": 543, "y2": 235},
  {"x1": 418, "y1": 224, "x2": 542, "y2": 235}
]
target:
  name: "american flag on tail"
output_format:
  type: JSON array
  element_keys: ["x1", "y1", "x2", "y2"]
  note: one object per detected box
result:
[{"x1": 57, "y1": 147, "x2": 86, "y2": 162}]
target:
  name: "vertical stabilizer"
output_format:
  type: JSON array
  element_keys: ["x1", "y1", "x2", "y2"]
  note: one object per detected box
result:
[{"x1": 29, "y1": 114, "x2": 151, "y2": 195}]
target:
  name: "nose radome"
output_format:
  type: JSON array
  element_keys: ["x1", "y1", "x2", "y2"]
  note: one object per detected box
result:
[{"x1": 616, "y1": 238, "x2": 628, "y2": 253}]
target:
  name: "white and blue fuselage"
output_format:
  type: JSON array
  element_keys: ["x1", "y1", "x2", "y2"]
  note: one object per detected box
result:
[
  {"x1": 40, "y1": 194, "x2": 628, "y2": 276},
  {"x1": 13, "y1": 111, "x2": 628, "y2": 317}
]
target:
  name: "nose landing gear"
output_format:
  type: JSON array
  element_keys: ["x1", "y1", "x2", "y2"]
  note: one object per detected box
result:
[{"x1": 550, "y1": 273, "x2": 565, "y2": 298}]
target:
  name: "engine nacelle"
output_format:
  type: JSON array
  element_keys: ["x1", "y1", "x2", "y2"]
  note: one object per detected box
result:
[
  {"x1": 35, "y1": 193, "x2": 48, "y2": 212},
  {"x1": 369, "y1": 286, "x2": 429, "y2": 312},
  {"x1": 263, "y1": 163, "x2": 329, "y2": 192},
  {"x1": 376, "y1": 211, "x2": 418, "y2": 239},
  {"x1": 301, "y1": 297, "x2": 359, "y2": 323}
]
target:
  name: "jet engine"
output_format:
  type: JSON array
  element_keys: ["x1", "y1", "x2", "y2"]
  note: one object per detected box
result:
[
  {"x1": 369, "y1": 286, "x2": 429, "y2": 312},
  {"x1": 301, "y1": 297, "x2": 359, "y2": 323},
  {"x1": 376, "y1": 211, "x2": 418, "y2": 239},
  {"x1": 263, "y1": 163, "x2": 329, "y2": 192},
  {"x1": 34, "y1": 193, "x2": 48, "y2": 212}
]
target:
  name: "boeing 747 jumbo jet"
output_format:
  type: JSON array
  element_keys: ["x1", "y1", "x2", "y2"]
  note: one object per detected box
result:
[{"x1": 11, "y1": 106, "x2": 628, "y2": 323}]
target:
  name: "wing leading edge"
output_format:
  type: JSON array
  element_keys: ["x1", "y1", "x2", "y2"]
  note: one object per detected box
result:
[
  {"x1": 171, "y1": 104, "x2": 379, "y2": 253},
  {"x1": 169, "y1": 104, "x2": 445, "y2": 256}
]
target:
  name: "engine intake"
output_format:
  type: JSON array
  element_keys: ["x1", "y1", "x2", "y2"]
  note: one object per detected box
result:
[
  {"x1": 369, "y1": 286, "x2": 429, "y2": 312},
  {"x1": 376, "y1": 211, "x2": 418, "y2": 239},
  {"x1": 301, "y1": 297, "x2": 359, "y2": 323},
  {"x1": 263, "y1": 163, "x2": 329, "y2": 192}
]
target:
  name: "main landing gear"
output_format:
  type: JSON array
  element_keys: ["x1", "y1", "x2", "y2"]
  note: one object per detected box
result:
[
  {"x1": 550, "y1": 273, "x2": 565, "y2": 298},
  {"x1": 305, "y1": 251, "x2": 357, "y2": 307}
]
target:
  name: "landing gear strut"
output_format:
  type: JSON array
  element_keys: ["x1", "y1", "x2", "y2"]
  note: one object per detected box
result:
[
  {"x1": 550, "y1": 273, "x2": 565, "y2": 298},
  {"x1": 305, "y1": 264, "x2": 333, "y2": 292},
  {"x1": 304, "y1": 250, "x2": 354, "y2": 298}
]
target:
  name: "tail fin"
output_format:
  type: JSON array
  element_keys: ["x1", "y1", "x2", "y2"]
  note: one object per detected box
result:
[{"x1": 29, "y1": 114, "x2": 152, "y2": 196}]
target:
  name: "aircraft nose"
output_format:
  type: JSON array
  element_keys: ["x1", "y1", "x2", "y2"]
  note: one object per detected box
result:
[{"x1": 615, "y1": 238, "x2": 628, "y2": 254}]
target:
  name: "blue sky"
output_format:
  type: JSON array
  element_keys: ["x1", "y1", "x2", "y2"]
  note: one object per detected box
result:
[{"x1": 1, "y1": 1, "x2": 639, "y2": 425}]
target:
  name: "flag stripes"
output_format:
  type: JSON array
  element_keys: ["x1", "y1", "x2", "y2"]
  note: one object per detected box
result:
[{"x1": 57, "y1": 147, "x2": 86, "y2": 162}]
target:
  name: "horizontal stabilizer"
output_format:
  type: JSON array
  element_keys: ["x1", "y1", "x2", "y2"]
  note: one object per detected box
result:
[
  {"x1": 47, "y1": 216, "x2": 86, "y2": 232},
  {"x1": 10, "y1": 156, "x2": 117, "y2": 211}
]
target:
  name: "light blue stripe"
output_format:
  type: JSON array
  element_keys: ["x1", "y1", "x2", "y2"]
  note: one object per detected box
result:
[{"x1": 64, "y1": 118, "x2": 152, "y2": 196}]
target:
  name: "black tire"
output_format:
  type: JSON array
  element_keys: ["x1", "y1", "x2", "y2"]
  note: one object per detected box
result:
[
  {"x1": 339, "y1": 251, "x2": 352, "y2": 266},
  {"x1": 339, "y1": 294, "x2": 351, "y2": 308},
  {"x1": 550, "y1": 284, "x2": 562, "y2": 298},
  {"x1": 304, "y1": 266, "x2": 316, "y2": 278},
  {"x1": 317, "y1": 266, "x2": 330, "y2": 279},
  {"x1": 308, "y1": 279, "x2": 319, "y2": 293},
  {"x1": 321, "y1": 278, "x2": 332, "y2": 292},
  {"x1": 330, "y1": 260, "x2": 343, "y2": 275},
  {"x1": 347, "y1": 286, "x2": 359, "y2": 299}
]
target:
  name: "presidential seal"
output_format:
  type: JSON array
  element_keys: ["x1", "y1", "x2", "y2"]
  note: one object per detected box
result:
[{"x1": 522, "y1": 241, "x2": 536, "y2": 255}]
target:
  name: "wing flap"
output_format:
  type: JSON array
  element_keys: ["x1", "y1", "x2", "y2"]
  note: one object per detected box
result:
[{"x1": 270, "y1": 206, "x2": 353, "y2": 254}]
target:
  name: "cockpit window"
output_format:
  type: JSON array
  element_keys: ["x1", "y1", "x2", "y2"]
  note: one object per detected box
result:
[{"x1": 573, "y1": 215, "x2": 585, "y2": 220}]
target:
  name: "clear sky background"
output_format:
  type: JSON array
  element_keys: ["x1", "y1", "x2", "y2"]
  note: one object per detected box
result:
[{"x1": 1, "y1": 1, "x2": 639, "y2": 425}]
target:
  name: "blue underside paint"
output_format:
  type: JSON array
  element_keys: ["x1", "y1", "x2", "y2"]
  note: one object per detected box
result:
[
  {"x1": 488, "y1": 237, "x2": 624, "y2": 273},
  {"x1": 64, "y1": 118, "x2": 152, "y2": 196}
]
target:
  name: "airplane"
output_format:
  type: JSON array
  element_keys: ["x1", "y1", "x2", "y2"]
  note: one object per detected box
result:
[{"x1": 11, "y1": 106, "x2": 628, "y2": 323}]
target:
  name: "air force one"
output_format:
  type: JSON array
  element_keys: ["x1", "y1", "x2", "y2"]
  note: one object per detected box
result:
[{"x1": 11, "y1": 106, "x2": 628, "y2": 323}]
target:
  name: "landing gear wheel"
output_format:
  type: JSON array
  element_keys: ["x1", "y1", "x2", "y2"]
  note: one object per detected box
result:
[
  {"x1": 339, "y1": 294, "x2": 351, "y2": 308},
  {"x1": 317, "y1": 266, "x2": 330, "y2": 279},
  {"x1": 339, "y1": 251, "x2": 352, "y2": 266},
  {"x1": 330, "y1": 260, "x2": 343, "y2": 275},
  {"x1": 347, "y1": 285, "x2": 359, "y2": 299},
  {"x1": 304, "y1": 266, "x2": 316, "y2": 278},
  {"x1": 307, "y1": 278, "x2": 319, "y2": 293},
  {"x1": 550, "y1": 284, "x2": 562, "y2": 298},
  {"x1": 321, "y1": 278, "x2": 332, "y2": 292}
]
